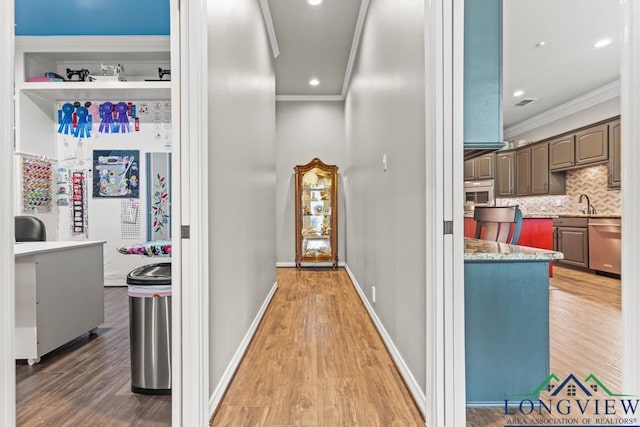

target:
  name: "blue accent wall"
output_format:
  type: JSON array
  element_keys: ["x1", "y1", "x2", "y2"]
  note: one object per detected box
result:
[{"x1": 15, "y1": 0, "x2": 169, "y2": 35}]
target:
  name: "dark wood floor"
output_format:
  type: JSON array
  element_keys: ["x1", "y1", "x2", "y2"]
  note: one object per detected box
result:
[
  {"x1": 16, "y1": 287, "x2": 171, "y2": 426},
  {"x1": 467, "y1": 265, "x2": 622, "y2": 426}
]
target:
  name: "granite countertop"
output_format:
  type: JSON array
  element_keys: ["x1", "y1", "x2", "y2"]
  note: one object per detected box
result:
[{"x1": 464, "y1": 237, "x2": 564, "y2": 261}]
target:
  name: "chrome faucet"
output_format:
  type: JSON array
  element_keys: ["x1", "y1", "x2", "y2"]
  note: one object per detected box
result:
[{"x1": 578, "y1": 194, "x2": 596, "y2": 214}]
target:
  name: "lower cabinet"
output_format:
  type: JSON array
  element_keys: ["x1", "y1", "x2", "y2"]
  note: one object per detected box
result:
[{"x1": 553, "y1": 217, "x2": 589, "y2": 269}]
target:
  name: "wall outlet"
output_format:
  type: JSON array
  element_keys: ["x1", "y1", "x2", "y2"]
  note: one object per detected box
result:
[
  {"x1": 540, "y1": 206, "x2": 546, "y2": 211},
  {"x1": 555, "y1": 199, "x2": 562, "y2": 207},
  {"x1": 372, "y1": 285, "x2": 376, "y2": 304}
]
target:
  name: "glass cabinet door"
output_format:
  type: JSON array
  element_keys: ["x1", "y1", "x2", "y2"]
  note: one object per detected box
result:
[{"x1": 294, "y1": 158, "x2": 338, "y2": 268}]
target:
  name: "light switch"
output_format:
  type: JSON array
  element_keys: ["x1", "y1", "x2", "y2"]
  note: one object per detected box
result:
[
  {"x1": 555, "y1": 199, "x2": 562, "y2": 207},
  {"x1": 382, "y1": 153, "x2": 387, "y2": 171}
]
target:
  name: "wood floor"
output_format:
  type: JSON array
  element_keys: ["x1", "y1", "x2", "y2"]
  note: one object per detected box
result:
[
  {"x1": 14, "y1": 265, "x2": 621, "y2": 426},
  {"x1": 212, "y1": 267, "x2": 425, "y2": 427},
  {"x1": 16, "y1": 287, "x2": 171, "y2": 426},
  {"x1": 467, "y1": 266, "x2": 622, "y2": 426}
]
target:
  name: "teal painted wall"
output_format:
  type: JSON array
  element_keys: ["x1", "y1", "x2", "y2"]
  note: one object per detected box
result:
[{"x1": 15, "y1": 0, "x2": 169, "y2": 35}]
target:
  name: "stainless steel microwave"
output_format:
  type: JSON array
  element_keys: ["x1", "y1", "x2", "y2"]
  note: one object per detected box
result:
[{"x1": 464, "y1": 179, "x2": 495, "y2": 211}]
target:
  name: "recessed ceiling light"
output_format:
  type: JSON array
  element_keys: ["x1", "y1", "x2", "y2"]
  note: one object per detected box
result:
[
  {"x1": 594, "y1": 38, "x2": 612, "y2": 48},
  {"x1": 308, "y1": 0, "x2": 323, "y2": 5},
  {"x1": 309, "y1": 78, "x2": 320, "y2": 86},
  {"x1": 535, "y1": 41, "x2": 546, "y2": 48},
  {"x1": 513, "y1": 90, "x2": 525, "y2": 97}
]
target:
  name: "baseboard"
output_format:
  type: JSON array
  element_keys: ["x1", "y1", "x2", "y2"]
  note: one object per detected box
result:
[
  {"x1": 344, "y1": 264, "x2": 428, "y2": 418},
  {"x1": 208, "y1": 281, "x2": 278, "y2": 416},
  {"x1": 276, "y1": 262, "x2": 296, "y2": 267},
  {"x1": 276, "y1": 261, "x2": 346, "y2": 267}
]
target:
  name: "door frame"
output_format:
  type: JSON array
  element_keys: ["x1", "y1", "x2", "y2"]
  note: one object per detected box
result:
[
  {"x1": 0, "y1": 0, "x2": 16, "y2": 425},
  {"x1": 433, "y1": 1, "x2": 640, "y2": 425},
  {"x1": 621, "y1": 0, "x2": 640, "y2": 398}
]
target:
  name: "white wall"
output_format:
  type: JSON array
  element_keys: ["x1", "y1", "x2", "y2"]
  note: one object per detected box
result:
[
  {"x1": 206, "y1": 0, "x2": 277, "y2": 399},
  {"x1": 276, "y1": 101, "x2": 346, "y2": 264},
  {"x1": 344, "y1": 0, "x2": 426, "y2": 393}
]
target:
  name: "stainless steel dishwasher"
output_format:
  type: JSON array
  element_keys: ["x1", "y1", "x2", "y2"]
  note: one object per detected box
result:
[{"x1": 588, "y1": 217, "x2": 621, "y2": 275}]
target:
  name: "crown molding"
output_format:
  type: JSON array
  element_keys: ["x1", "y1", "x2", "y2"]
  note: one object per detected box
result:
[
  {"x1": 259, "y1": 0, "x2": 280, "y2": 58},
  {"x1": 504, "y1": 79, "x2": 621, "y2": 139},
  {"x1": 341, "y1": 0, "x2": 370, "y2": 97},
  {"x1": 276, "y1": 94, "x2": 345, "y2": 102}
]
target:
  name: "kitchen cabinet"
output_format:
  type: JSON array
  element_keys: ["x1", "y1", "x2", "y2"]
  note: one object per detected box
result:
[
  {"x1": 463, "y1": 0, "x2": 503, "y2": 151},
  {"x1": 531, "y1": 143, "x2": 549, "y2": 194},
  {"x1": 608, "y1": 120, "x2": 621, "y2": 189},
  {"x1": 549, "y1": 122, "x2": 610, "y2": 171},
  {"x1": 549, "y1": 135, "x2": 575, "y2": 171},
  {"x1": 511, "y1": 143, "x2": 565, "y2": 197},
  {"x1": 464, "y1": 153, "x2": 495, "y2": 180},
  {"x1": 294, "y1": 158, "x2": 339, "y2": 268},
  {"x1": 553, "y1": 217, "x2": 589, "y2": 269},
  {"x1": 495, "y1": 151, "x2": 515, "y2": 197},
  {"x1": 575, "y1": 123, "x2": 608, "y2": 166},
  {"x1": 515, "y1": 148, "x2": 531, "y2": 196}
]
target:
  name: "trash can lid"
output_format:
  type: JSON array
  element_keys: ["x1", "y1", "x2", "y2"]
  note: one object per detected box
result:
[
  {"x1": 128, "y1": 285, "x2": 172, "y2": 297},
  {"x1": 126, "y1": 262, "x2": 172, "y2": 285}
]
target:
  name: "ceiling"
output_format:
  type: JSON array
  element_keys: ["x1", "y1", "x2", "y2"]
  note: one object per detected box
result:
[{"x1": 266, "y1": 0, "x2": 621, "y2": 128}]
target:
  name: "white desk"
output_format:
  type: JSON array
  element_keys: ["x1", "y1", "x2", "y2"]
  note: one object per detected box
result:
[{"x1": 15, "y1": 241, "x2": 106, "y2": 364}]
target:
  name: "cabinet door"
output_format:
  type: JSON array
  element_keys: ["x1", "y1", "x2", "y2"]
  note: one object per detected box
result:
[
  {"x1": 495, "y1": 151, "x2": 515, "y2": 197},
  {"x1": 549, "y1": 135, "x2": 575, "y2": 170},
  {"x1": 464, "y1": 159, "x2": 476, "y2": 180},
  {"x1": 530, "y1": 143, "x2": 549, "y2": 194},
  {"x1": 515, "y1": 148, "x2": 531, "y2": 196},
  {"x1": 575, "y1": 123, "x2": 608, "y2": 166},
  {"x1": 463, "y1": 0, "x2": 503, "y2": 148},
  {"x1": 475, "y1": 154, "x2": 495, "y2": 179},
  {"x1": 608, "y1": 120, "x2": 621, "y2": 188},
  {"x1": 556, "y1": 227, "x2": 589, "y2": 268}
]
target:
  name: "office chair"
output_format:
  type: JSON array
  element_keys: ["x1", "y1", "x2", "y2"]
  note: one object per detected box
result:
[{"x1": 15, "y1": 215, "x2": 47, "y2": 242}]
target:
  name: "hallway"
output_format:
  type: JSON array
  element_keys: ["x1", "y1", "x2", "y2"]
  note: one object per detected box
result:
[{"x1": 211, "y1": 268, "x2": 424, "y2": 426}]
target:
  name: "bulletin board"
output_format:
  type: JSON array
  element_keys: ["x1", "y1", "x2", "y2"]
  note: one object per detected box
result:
[{"x1": 56, "y1": 99, "x2": 173, "y2": 285}]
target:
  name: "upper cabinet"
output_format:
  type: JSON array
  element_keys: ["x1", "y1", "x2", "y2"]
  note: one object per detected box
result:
[
  {"x1": 575, "y1": 123, "x2": 608, "y2": 166},
  {"x1": 464, "y1": 154, "x2": 495, "y2": 180},
  {"x1": 549, "y1": 122, "x2": 610, "y2": 171},
  {"x1": 464, "y1": 0, "x2": 504, "y2": 151},
  {"x1": 507, "y1": 142, "x2": 565, "y2": 198},
  {"x1": 608, "y1": 120, "x2": 621, "y2": 189},
  {"x1": 549, "y1": 135, "x2": 575, "y2": 170},
  {"x1": 495, "y1": 151, "x2": 515, "y2": 197}
]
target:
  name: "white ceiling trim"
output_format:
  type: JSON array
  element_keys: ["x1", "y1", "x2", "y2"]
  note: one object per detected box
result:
[
  {"x1": 259, "y1": 0, "x2": 280, "y2": 58},
  {"x1": 276, "y1": 95, "x2": 345, "y2": 102},
  {"x1": 504, "y1": 79, "x2": 621, "y2": 140},
  {"x1": 341, "y1": 0, "x2": 370, "y2": 97}
]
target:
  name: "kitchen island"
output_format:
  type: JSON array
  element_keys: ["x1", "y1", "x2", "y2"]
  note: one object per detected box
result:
[{"x1": 464, "y1": 237, "x2": 563, "y2": 406}]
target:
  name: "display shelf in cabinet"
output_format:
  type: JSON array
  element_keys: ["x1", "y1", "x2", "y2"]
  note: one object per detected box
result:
[{"x1": 295, "y1": 158, "x2": 339, "y2": 268}]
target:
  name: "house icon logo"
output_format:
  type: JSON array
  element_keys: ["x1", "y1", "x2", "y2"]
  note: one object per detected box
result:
[{"x1": 513, "y1": 373, "x2": 631, "y2": 398}]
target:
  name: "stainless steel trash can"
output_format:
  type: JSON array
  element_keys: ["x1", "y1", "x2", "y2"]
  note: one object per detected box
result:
[{"x1": 126, "y1": 263, "x2": 171, "y2": 395}]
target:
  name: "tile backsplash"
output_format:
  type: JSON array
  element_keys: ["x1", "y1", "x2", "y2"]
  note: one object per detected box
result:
[{"x1": 496, "y1": 164, "x2": 621, "y2": 215}]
